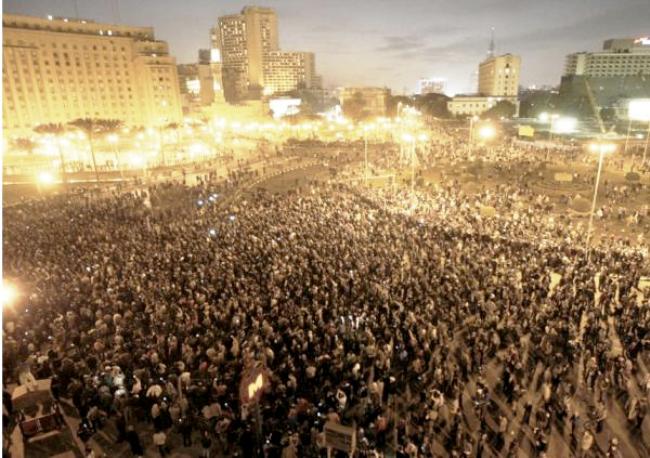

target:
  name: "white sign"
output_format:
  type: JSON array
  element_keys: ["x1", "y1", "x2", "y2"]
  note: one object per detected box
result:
[
  {"x1": 549, "y1": 272, "x2": 562, "y2": 295},
  {"x1": 324, "y1": 422, "x2": 356, "y2": 454},
  {"x1": 639, "y1": 277, "x2": 650, "y2": 291}
]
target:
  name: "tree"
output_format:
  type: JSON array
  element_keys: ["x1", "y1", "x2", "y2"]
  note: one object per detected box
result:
[
  {"x1": 483, "y1": 101, "x2": 517, "y2": 120},
  {"x1": 34, "y1": 123, "x2": 68, "y2": 186},
  {"x1": 68, "y1": 118, "x2": 123, "y2": 183},
  {"x1": 413, "y1": 93, "x2": 451, "y2": 118},
  {"x1": 12, "y1": 138, "x2": 37, "y2": 155},
  {"x1": 518, "y1": 90, "x2": 560, "y2": 119},
  {"x1": 164, "y1": 122, "x2": 181, "y2": 144},
  {"x1": 342, "y1": 91, "x2": 368, "y2": 122},
  {"x1": 386, "y1": 95, "x2": 413, "y2": 117}
]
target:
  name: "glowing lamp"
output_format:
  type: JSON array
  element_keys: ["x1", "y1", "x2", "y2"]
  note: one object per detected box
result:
[{"x1": 628, "y1": 99, "x2": 650, "y2": 122}]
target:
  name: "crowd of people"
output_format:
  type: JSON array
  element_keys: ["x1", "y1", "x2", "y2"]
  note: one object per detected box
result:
[{"x1": 3, "y1": 133, "x2": 650, "y2": 458}]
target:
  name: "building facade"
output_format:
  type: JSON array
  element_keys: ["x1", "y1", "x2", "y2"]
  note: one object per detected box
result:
[
  {"x1": 339, "y1": 87, "x2": 391, "y2": 117},
  {"x1": 263, "y1": 51, "x2": 317, "y2": 94},
  {"x1": 564, "y1": 37, "x2": 650, "y2": 77},
  {"x1": 478, "y1": 53, "x2": 520, "y2": 96},
  {"x1": 177, "y1": 63, "x2": 214, "y2": 113},
  {"x1": 418, "y1": 78, "x2": 445, "y2": 95},
  {"x1": 211, "y1": 6, "x2": 279, "y2": 101},
  {"x1": 447, "y1": 95, "x2": 519, "y2": 117},
  {"x1": 2, "y1": 13, "x2": 182, "y2": 134},
  {"x1": 559, "y1": 38, "x2": 650, "y2": 120},
  {"x1": 211, "y1": 6, "x2": 321, "y2": 101}
]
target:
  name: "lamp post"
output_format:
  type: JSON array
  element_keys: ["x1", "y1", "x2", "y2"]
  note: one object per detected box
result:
[
  {"x1": 623, "y1": 117, "x2": 632, "y2": 155},
  {"x1": 585, "y1": 142, "x2": 616, "y2": 259},
  {"x1": 477, "y1": 125, "x2": 496, "y2": 142},
  {"x1": 363, "y1": 125, "x2": 370, "y2": 186},
  {"x1": 53, "y1": 136, "x2": 68, "y2": 188},
  {"x1": 107, "y1": 134, "x2": 122, "y2": 179},
  {"x1": 2, "y1": 279, "x2": 19, "y2": 309},
  {"x1": 402, "y1": 133, "x2": 415, "y2": 193},
  {"x1": 641, "y1": 121, "x2": 650, "y2": 164},
  {"x1": 467, "y1": 116, "x2": 478, "y2": 153}
]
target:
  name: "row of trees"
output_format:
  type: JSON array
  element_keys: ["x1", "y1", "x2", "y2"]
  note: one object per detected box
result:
[
  {"x1": 343, "y1": 92, "x2": 518, "y2": 122},
  {"x1": 12, "y1": 119, "x2": 184, "y2": 184}
]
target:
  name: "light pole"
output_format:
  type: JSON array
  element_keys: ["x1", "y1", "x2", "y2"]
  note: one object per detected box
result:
[
  {"x1": 107, "y1": 134, "x2": 122, "y2": 179},
  {"x1": 363, "y1": 126, "x2": 369, "y2": 186},
  {"x1": 467, "y1": 116, "x2": 478, "y2": 153},
  {"x1": 641, "y1": 121, "x2": 650, "y2": 164},
  {"x1": 623, "y1": 117, "x2": 632, "y2": 155},
  {"x1": 585, "y1": 142, "x2": 616, "y2": 259},
  {"x1": 402, "y1": 133, "x2": 415, "y2": 193},
  {"x1": 2, "y1": 279, "x2": 19, "y2": 309}
]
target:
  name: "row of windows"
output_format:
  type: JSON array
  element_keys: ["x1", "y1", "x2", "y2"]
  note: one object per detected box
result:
[
  {"x1": 4, "y1": 21, "x2": 149, "y2": 39},
  {"x1": 5, "y1": 39, "x2": 129, "y2": 53}
]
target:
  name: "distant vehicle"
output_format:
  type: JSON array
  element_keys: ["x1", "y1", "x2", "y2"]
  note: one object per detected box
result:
[{"x1": 12, "y1": 379, "x2": 83, "y2": 457}]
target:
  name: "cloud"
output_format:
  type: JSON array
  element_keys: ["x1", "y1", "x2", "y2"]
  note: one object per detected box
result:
[{"x1": 378, "y1": 35, "x2": 426, "y2": 52}]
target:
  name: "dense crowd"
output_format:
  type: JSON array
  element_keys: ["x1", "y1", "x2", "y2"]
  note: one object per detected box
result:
[{"x1": 3, "y1": 139, "x2": 650, "y2": 458}]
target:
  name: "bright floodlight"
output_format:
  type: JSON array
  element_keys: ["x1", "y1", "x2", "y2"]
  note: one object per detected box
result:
[
  {"x1": 128, "y1": 154, "x2": 145, "y2": 167},
  {"x1": 107, "y1": 134, "x2": 119, "y2": 144},
  {"x1": 2, "y1": 280, "x2": 18, "y2": 308},
  {"x1": 418, "y1": 133, "x2": 428, "y2": 142},
  {"x1": 538, "y1": 112, "x2": 550, "y2": 123},
  {"x1": 589, "y1": 142, "x2": 617, "y2": 154},
  {"x1": 37, "y1": 171, "x2": 55, "y2": 184},
  {"x1": 628, "y1": 99, "x2": 650, "y2": 121},
  {"x1": 478, "y1": 125, "x2": 496, "y2": 140},
  {"x1": 401, "y1": 133, "x2": 414, "y2": 142},
  {"x1": 551, "y1": 117, "x2": 577, "y2": 134}
]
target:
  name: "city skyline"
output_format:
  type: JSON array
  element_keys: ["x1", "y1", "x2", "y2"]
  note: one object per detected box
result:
[{"x1": 4, "y1": 0, "x2": 649, "y2": 95}]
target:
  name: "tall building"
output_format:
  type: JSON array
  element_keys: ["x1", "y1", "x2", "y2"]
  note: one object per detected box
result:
[
  {"x1": 564, "y1": 37, "x2": 650, "y2": 77},
  {"x1": 177, "y1": 51, "x2": 215, "y2": 113},
  {"x1": 418, "y1": 78, "x2": 445, "y2": 95},
  {"x1": 2, "y1": 13, "x2": 182, "y2": 134},
  {"x1": 211, "y1": 6, "x2": 279, "y2": 101},
  {"x1": 447, "y1": 52, "x2": 519, "y2": 118},
  {"x1": 558, "y1": 37, "x2": 650, "y2": 119},
  {"x1": 478, "y1": 53, "x2": 520, "y2": 96},
  {"x1": 211, "y1": 6, "x2": 320, "y2": 101},
  {"x1": 263, "y1": 51, "x2": 317, "y2": 94}
]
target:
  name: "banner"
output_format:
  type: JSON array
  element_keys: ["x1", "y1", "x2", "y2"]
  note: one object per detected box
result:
[
  {"x1": 518, "y1": 125, "x2": 535, "y2": 137},
  {"x1": 549, "y1": 271, "x2": 562, "y2": 295},
  {"x1": 480, "y1": 205, "x2": 496, "y2": 218},
  {"x1": 554, "y1": 173, "x2": 573, "y2": 183},
  {"x1": 324, "y1": 422, "x2": 356, "y2": 454},
  {"x1": 639, "y1": 277, "x2": 650, "y2": 291}
]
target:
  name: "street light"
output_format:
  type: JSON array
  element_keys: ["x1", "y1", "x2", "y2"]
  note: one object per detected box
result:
[
  {"x1": 627, "y1": 99, "x2": 650, "y2": 165},
  {"x1": 2, "y1": 279, "x2": 19, "y2": 309},
  {"x1": 467, "y1": 116, "x2": 479, "y2": 152},
  {"x1": 107, "y1": 134, "x2": 122, "y2": 178},
  {"x1": 551, "y1": 117, "x2": 577, "y2": 135},
  {"x1": 37, "y1": 171, "x2": 55, "y2": 185},
  {"x1": 401, "y1": 133, "x2": 416, "y2": 192},
  {"x1": 585, "y1": 142, "x2": 617, "y2": 258},
  {"x1": 477, "y1": 125, "x2": 496, "y2": 141},
  {"x1": 363, "y1": 125, "x2": 371, "y2": 185}
]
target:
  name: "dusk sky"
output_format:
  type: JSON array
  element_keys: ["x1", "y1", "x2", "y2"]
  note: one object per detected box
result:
[{"x1": 5, "y1": 0, "x2": 649, "y2": 95}]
